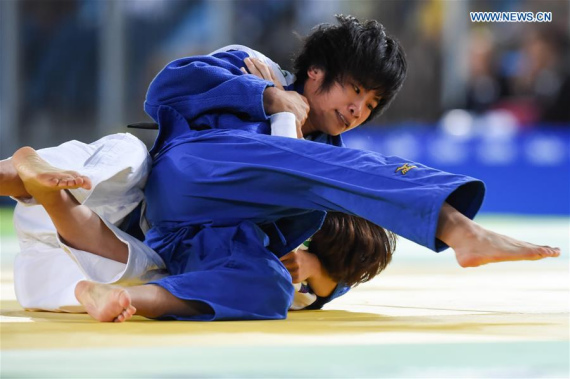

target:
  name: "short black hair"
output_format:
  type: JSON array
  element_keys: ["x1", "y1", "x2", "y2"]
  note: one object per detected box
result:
[{"x1": 293, "y1": 15, "x2": 407, "y2": 121}]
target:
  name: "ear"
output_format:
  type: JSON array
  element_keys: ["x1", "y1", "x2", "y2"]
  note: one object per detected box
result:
[{"x1": 307, "y1": 66, "x2": 324, "y2": 80}]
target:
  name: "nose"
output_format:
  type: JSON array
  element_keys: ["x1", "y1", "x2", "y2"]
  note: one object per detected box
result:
[{"x1": 348, "y1": 100, "x2": 363, "y2": 119}]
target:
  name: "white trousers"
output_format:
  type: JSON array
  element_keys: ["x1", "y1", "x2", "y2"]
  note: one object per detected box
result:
[{"x1": 13, "y1": 133, "x2": 166, "y2": 312}]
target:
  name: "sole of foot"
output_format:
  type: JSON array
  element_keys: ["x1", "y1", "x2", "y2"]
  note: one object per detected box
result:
[
  {"x1": 75, "y1": 281, "x2": 136, "y2": 322},
  {"x1": 13, "y1": 146, "x2": 92, "y2": 192}
]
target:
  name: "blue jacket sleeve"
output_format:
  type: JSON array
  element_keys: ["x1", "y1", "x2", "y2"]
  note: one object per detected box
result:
[{"x1": 144, "y1": 50, "x2": 275, "y2": 124}]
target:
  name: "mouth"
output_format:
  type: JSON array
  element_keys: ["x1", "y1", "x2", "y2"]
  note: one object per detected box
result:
[{"x1": 335, "y1": 110, "x2": 349, "y2": 128}]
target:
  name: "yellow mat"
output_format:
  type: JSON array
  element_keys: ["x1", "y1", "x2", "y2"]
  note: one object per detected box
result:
[{"x1": 1, "y1": 215, "x2": 569, "y2": 377}]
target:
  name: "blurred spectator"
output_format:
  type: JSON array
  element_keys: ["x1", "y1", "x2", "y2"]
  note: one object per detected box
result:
[
  {"x1": 7, "y1": 0, "x2": 569, "y2": 154},
  {"x1": 124, "y1": 0, "x2": 206, "y2": 121},
  {"x1": 509, "y1": 27, "x2": 570, "y2": 124},
  {"x1": 19, "y1": 0, "x2": 99, "y2": 144},
  {"x1": 395, "y1": 0, "x2": 443, "y2": 123},
  {"x1": 462, "y1": 24, "x2": 569, "y2": 126},
  {"x1": 22, "y1": 0, "x2": 98, "y2": 116},
  {"x1": 465, "y1": 28, "x2": 509, "y2": 114}
]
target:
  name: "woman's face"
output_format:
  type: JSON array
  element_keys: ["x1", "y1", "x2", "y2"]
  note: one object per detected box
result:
[{"x1": 302, "y1": 68, "x2": 381, "y2": 136}]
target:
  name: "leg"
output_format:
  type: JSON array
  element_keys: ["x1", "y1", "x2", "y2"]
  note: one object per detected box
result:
[
  {"x1": 147, "y1": 129, "x2": 561, "y2": 267},
  {"x1": 75, "y1": 281, "x2": 210, "y2": 322},
  {"x1": 12, "y1": 146, "x2": 128, "y2": 263},
  {"x1": 437, "y1": 202, "x2": 560, "y2": 267},
  {"x1": 9, "y1": 135, "x2": 153, "y2": 312},
  {"x1": 14, "y1": 237, "x2": 86, "y2": 311},
  {"x1": 0, "y1": 158, "x2": 29, "y2": 197}
]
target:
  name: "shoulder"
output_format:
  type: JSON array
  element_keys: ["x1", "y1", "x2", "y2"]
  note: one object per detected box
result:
[
  {"x1": 209, "y1": 45, "x2": 296, "y2": 87},
  {"x1": 209, "y1": 44, "x2": 262, "y2": 59}
]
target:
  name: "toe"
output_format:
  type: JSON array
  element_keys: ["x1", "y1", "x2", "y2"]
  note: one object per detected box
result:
[
  {"x1": 126, "y1": 308, "x2": 136, "y2": 319},
  {"x1": 118, "y1": 291, "x2": 131, "y2": 309},
  {"x1": 548, "y1": 247, "x2": 561, "y2": 257},
  {"x1": 122, "y1": 310, "x2": 132, "y2": 321},
  {"x1": 82, "y1": 177, "x2": 92, "y2": 190}
]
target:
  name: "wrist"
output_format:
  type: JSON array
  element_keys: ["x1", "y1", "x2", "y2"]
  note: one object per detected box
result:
[{"x1": 263, "y1": 86, "x2": 281, "y2": 115}]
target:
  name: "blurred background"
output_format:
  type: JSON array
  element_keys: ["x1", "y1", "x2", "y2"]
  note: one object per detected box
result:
[{"x1": 0, "y1": 0, "x2": 569, "y2": 215}]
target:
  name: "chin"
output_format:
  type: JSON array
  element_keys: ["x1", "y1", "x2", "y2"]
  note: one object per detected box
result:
[
  {"x1": 317, "y1": 125, "x2": 339, "y2": 136},
  {"x1": 314, "y1": 117, "x2": 341, "y2": 136},
  {"x1": 326, "y1": 123, "x2": 343, "y2": 136}
]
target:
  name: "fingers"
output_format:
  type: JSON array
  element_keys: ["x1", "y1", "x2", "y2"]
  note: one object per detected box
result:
[
  {"x1": 280, "y1": 251, "x2": 298, "y2": 267},
  {"x1": 241, "y1": 58, "x2": 284, "y2": 90},
  {"x1": 289, "y1": 271, "x2": 301, "y2": 283},
  {"x1": 269, "y1": 69, "x2": 281, "y2": 89},
  {"x1": 270, "y1": 69, "x2": 281, "y2": 84},
  {"x1": 248, "y1": 58, "x2": 272, "y2": 80},
  {"x1": 296, "y1": 99, "x2": 309, "y2": 131},
  {"x1": 282, "y1": 262, "x2": 301, "y2": 282},
  {"x1": 280, "y1": 250, "x2": 302, "y2": 282},
  {"x1": 279, "y1": 250, "x2": 295, "y2": 262},
  {"x1": 281, "y1": 259, "x2": 298, "y2": 269},
  {"x1": 243, "y1": 57, "x2": 262, "y2": 78},
  {"x1": 296, "y1": 125, "x2": 304, "y2": 139},
  {"x1": 281, "y1": 258, "x2": 299, "y2": 270}
]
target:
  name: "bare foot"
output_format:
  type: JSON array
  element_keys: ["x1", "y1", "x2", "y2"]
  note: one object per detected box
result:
[
  {"x1": 12, "y1": 146, "x2": 91, "y2": 196},
  {"x1": 454, "y1": 225, "x2": 561, "y2": 267},
  {"x1": 75, "y1": 281, "x2": 136, "y2": 322}
]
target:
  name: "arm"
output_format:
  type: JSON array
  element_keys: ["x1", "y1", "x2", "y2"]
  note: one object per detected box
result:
[
  {"x1": 144, "y1": 50, "x2": 309, "y2": 134},
  {"x1": 144, "y1": 50, "x2": 275, "y2": 124}
]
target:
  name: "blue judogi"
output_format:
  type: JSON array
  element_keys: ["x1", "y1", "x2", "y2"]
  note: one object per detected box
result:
[{"x1": 142, "y1": 49, "x2": 485, "y2": 321}]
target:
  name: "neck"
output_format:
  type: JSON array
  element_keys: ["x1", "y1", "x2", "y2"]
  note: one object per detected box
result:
[{"x1": 301, "y1": 119, "x2": 318, "y2": 137}]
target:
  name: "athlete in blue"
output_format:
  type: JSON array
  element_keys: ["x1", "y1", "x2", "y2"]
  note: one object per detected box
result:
[{"x1": 3, "y1": 16, "x2": 560, "y2": 322}]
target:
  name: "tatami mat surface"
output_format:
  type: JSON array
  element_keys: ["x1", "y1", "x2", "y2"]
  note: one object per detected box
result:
[{"x1": 1, "y1": 213, "x2": 569, "y2": 378}]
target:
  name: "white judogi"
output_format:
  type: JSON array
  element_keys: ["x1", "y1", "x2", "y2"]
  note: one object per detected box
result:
[{"x1": 13, "y1": 133, "x2": 166, "y2": 312}]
